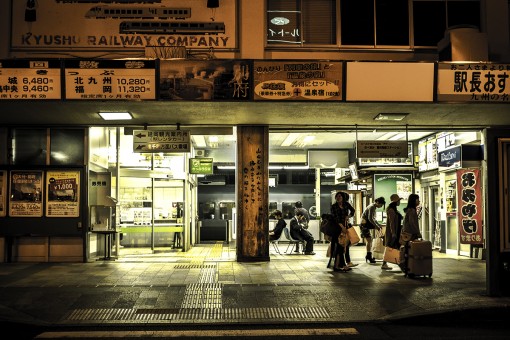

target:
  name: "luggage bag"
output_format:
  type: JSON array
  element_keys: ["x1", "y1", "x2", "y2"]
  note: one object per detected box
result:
[{"x1": 401, "y1": 240, "x2": 433, "y2": 278}]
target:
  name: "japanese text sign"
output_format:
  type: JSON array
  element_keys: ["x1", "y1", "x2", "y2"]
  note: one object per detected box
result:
[
  {"x1": 457, "y1": 168, "x2": 483, "y2": 244},
  {"x1": 437, "y1": 62, "x2": 510, "y2": 102},
  {"x1": 133, "y1": 130, "x2": 190, "y2": 153},
  {"x1": 64, "y1": 59, "x2": 156, "y2": 100}
]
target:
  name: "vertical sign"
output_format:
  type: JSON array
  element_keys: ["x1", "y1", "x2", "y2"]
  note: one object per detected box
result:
[
  {"x1": 0, "y1": 59, "x2": 62, "y2": 99},
  {"x1": 0, "y1": 170, "x2": 6, "y2": 217},
  {"x1": 64, "y1": 59, "x2": 156, "y2": 100},
  {"x1": 457, "y1": 168, "x2": 483, "y2": 244},
  {"x1": 9, "y1": 170, "x2": 44, "y2": 217},
  {"x1": 46, "y1": 170, "x2": 80, "y2": 217}
]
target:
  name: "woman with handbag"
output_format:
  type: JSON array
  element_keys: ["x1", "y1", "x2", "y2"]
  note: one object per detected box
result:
[
  {"x1": 382, "y1": 194, "x2": 403, "y2": 270},
  {"x1": 360, "y1": 197, "x2": 386, "y2": 264},
  {"x1": 330, "y1": 191, "x2": 356, "y2": 272},
  {"x1": 402, "y1": 194, "x2": 422, "y2": 242}
]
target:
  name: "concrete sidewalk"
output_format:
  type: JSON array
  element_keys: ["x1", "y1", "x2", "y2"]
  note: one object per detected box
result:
[{"x1": 0, "y1": 242, "x2": 508, "y2": 330}]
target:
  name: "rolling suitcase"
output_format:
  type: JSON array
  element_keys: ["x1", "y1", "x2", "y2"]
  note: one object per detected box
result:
[{"x1": 402, "y1": 240, "x2": 433, "y2": 278}]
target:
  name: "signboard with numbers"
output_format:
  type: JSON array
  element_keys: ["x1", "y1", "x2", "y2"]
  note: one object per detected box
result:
[
  {"x1": 133, "y1": 130, "x2": 191, "y2": 153},
  {"x1": 253, "y1": 61, "x2": 342, "y2": 101},
  {"x1": 9, "y1": 170, "x2": 44, "y2": 217},
  {"x1": 437, "y1": 62, "x2": 510, "y2": 102},
  {"x1": 0, "y1": 59, "x2": 61, "y2": 100},
  {"x1": 46, "y1": 170, "x2": 80, "y2": 218},
  {"x1": 64, "y1": 59, "x2": 156, "y2": 100}
]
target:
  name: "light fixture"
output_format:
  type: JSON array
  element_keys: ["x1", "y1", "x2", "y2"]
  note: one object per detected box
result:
[
  {"x1": 389, "y1": 133, "x2": 406, "y2": 141},
  {"x1": 98, "y1": 112, "x2": 132, "y2": 120},
  {"x1": 302, "y1": 135, "x2": 316, "y2": 144},
  {"x1": 284, "y1": 165, "x2": 309, "y2": 170},
  {"x1": 374, "y1": 113, "x2": 408, "y2": 121},
  {"x1": 192, "y1": 135, "x2": 207, "y2": 147},
  {"x1": 217, "y1": 165, "x2": 235, "y2": 170},
  {"x1": 376, "y1": 132, "x2": 400, "y2": 141},
  {"x1": 268, "y1": 165, "x2": 283, "y2": 170},
  {"x1": 281, "y1": 133, "x2": 300, "y2": 147}
]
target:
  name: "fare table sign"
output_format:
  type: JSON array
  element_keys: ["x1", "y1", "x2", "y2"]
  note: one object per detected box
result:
[
  {"x1": 46, "y1": 170, "x2": 80, "y2": 217},
  {"x1": 64, "y1": 60, "x2": 156, "y2": 100},
  {"x1": 133, "y1": 130, "x2": 191, "y2": 153},
  {"x1": 0, "y1": 59, "x2": 61, "y2": 100}
]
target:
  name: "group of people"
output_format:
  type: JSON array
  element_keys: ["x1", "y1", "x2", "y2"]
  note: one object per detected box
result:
[
  {"x1": 329, "y1": 191, "x2": 422, "y2": 273},
  {"x1": 361, "y1": 193, "x2": 422, "y2": 271},
  {"x1": 268, "y1": 192, "x2": 422, "y2": 271},
  {"x1": 269, "y1": 201, "x2": 315, "y2": 255}
]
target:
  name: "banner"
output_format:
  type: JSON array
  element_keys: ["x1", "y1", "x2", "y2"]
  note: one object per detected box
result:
[
  {"x1": 46, "y1": 170, "x2": 80, "y2": 217},
  {"x1": 457, "y1": 168, "x2": 483, "y2": 244},
  {"x1": 9, "y1": 170, "x2": 43, "y2": 217}
]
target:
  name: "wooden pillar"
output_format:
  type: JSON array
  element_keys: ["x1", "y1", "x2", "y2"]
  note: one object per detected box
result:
[{"x1": 236, "y1": 125, "x2": 269, "y2": 262}]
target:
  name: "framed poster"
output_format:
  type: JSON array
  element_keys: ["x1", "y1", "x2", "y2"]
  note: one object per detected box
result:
[
  {"x1": 46, "y1": 170, "x2": 80, "y2": 217},
  {"x1": 9, "y1": 170, "x2": 44, "y2": 217},
  {"x1": 0, "y1": 170, "x2": 6, "y2": 217}
]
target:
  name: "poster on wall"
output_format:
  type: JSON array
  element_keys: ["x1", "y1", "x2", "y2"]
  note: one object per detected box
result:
[
  {"x1": 373, "y1": 173, "x2": 413, "y2": 219},
  {"x1": 46, "y1": 170, "x2": 80, "y2": 217},
  {"x1": 0, "y1": 170, "x2": 6, "y2": 217},
  {"x1": 457, "y1": 168, "x2": 483, "y2": 244},
  {"x1": 9, "y1": 170, "x2": 43, "y2": 217}
]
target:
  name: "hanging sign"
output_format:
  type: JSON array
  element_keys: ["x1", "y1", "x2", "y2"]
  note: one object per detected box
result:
[
  {"x1": 0, "y1": 59, "x2": 62, "y2": 100},
  {"x1": 189, "y1": 158, "x2": 213, "y2": 174},
  {"x1": 356, "y1": 141, "x2": 409, "y2": 158},
  {"x1": 64, "y1": 59, "x2": 156, "y2": 100},
  {"x1": 46, "y1": 170, "x2": 80, "y2": 217},
  {"x1": 457, "y1": 168, "x2": 483, "y2": 244},
  {"x1": 133, "y1": 130, "x2": 191, "y2": 153}
]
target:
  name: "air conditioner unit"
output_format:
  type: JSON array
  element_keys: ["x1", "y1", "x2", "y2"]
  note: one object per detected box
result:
[{"x1": 196, "y1": 150, "x2": 206, "y2": 157}]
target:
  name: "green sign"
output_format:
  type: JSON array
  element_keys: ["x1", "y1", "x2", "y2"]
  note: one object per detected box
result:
[{"x1": 190, "y1": 158, "x2": 213, "y2": 174}]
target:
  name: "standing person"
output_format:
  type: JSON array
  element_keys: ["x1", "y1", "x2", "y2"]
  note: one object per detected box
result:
[
  {"x1": 402, "y1": 194, "x2": 422, "y2": 242},
  {"x1": 330, "y1": 191, "x2": 354, "y2": 272},
  {"x1": 360, "y1": 196, "x2": 386, "y2": 264},
  {"x1": 340, "y1": 192, "x2": 358, "y2": 268},
  {"x1": 293, "y1": 201, "x2": 310, "y2": 252},
  {"x1": 382, "y1": 194, "x2": 403, "y2": 270},
  {"x1": 269, "y1": 210, "x2": 286, "y2": 242}
]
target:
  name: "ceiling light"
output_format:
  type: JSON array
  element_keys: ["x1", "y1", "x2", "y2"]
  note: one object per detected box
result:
[
  {"x1": 284, "y1": 165, "x2": 309, "y2": 170},
  {"x1": 209, "y1": 136, "x2": 219, "y2": 143},
  {"x1": 389, "y1": 133, "x2": 406, "y2": 141},
  {"x1": 303, "y1": 135, "x2": 316, "y2": 143},
  {"x1": 269, "y1": 165, "x2": 283, "y2": 170},
  {"x1": 376, "y1": 132, "x2": 399, "y2": 140},
  {"x1": 281, "y1": 133, "x2": 300, "y2": 147},
  {"x1": 374, "y1": 113, "x2": 408, "y2": 121},
  {"x1": 98, "y1": 112, "x2": 132, "y2": 120},
  {"x1": 217, "y1": 165, "x2": 235, "y2": 170},
  {"x1": 192, "y1": 135, "x2": 207, "y2": 147}
]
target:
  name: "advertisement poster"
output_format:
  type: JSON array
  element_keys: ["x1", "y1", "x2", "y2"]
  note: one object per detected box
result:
[
  {"x1": 159, "y1": 60, "x2": 251, "y2": 100},
  {"x1": 457, "y1": 168, "x2": 483, "y2": 244},
  {"x1": 46, "y1": 170, "x2": 80, "y2": 217},
  {"x1": 0, "y1": 170, "x2": 6, "y2": 217},
  {"x1": 253, "y1": 60, "x2": 342, "y2": 101},
  {"x1": 9, "y1": 170, "x2": 43, "y2": 217},
  {"x1": 437, "y1": 62, "x2": 510, "y2": 102}
]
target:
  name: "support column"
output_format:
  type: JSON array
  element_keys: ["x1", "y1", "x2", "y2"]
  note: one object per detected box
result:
[{"x1": 236, "y1": 125, "x2": 269, "y2": 262}]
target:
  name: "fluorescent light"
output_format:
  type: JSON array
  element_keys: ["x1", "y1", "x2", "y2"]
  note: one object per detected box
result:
[
  {"x1": 217, "y1": 165, "x2": 235, "y2": 170},
  {"x1": 281, "y1": 133, "x2": 300, "y2": 146},
  {"x1": 303, "y1": 135, "x2": 316, "y2": 143},
  {"x1": 209, "y1": 136, "x2": 219, "y2": 143},
  {"x1": 374, "y1": 113, "x2": 408, "y2": 121},
  {"x1": 389, "y1": 133, "x2": 406, "y2": 141},
  {"x1": 192, "y1": 135, "x2": 207, "y2": 147},
  {"x1": 98, "y1": 112, "x2": 132, "y2": 120},
  {"x1": 376, "y1": 132, "x2": 399, "y2": 140},
  {"x1": 284, "y1": 165, "x2": 309, "y2": 170},
  {"x1": 269, "y1": 165, "x2": 283, "y2": 170}
]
